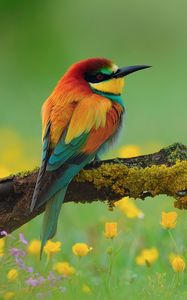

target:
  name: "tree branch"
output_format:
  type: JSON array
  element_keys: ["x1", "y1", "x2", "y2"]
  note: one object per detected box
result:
[{"x1": 0, "y1": 142, "x2": 187, "y2": 234}]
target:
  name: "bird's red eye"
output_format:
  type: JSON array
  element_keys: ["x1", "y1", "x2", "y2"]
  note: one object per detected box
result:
[{"x1": 96, "y1": 73, "x2": 104, "y2": 81}]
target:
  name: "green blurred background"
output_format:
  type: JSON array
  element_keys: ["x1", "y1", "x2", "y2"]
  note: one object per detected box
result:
[
  {"x1": 0, "y1": 1, "x2": 187, "y2": 298},
  {"x1": 0, "y1": 0, "x2": 187, "y2": 153}
]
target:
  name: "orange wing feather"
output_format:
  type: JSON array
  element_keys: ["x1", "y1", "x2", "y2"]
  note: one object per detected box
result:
[
  {"x1": 65, "y1": 94, "x2": 112, "y2": 144},
  {"x1": 42, "y1": 90, "x2": 78, "y2": 148},
  {"x1": 83, "y1": 102, "x2": 123, "y2": 153}
]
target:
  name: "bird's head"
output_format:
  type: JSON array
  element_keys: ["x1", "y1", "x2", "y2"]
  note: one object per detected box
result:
[{"x1": 64, "y1": 58, "x2": 150, "y2": 96}]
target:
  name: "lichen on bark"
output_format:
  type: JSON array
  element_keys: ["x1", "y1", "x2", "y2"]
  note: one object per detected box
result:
[{"x1": 76, "y1": 160, "x2": 187, "y2": 200}]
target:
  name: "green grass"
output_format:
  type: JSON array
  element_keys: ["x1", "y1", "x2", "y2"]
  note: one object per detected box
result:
[{"x1": 1, "y1": 195, "x2": 187, "y2": 300}]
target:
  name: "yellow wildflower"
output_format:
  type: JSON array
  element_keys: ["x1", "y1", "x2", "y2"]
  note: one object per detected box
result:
[
  {"x1": 82, "y1": 284, "x2": 91, "y2": 294},
  {"x1": 53, "y1": 261, "x2": 75, "y2": 276},
  {"x1": 0, "y1": 166, "x2": 10, "y2": 178},
  {"x1": 115, "y1": 197, "x2": 143, "y2": 219},
  {"x1": 27, "y1": 240, "x2": 41, "y2": 255},
  {"x1": 44, "y1": 240, "x2": 61, "y2": 256},
  {"x1": 160, "y1": 211, "x2": 177, "y2": 229},
  {"x1": 104, "y1": 222, "x2": 118, "y2": 239},
  {"x1": 118, "y1": 145, "x2": 140, "y2": 158},
  {"x1": 3, "y1": 292, "x2": 15, "y2": 300},
  {"x1": 7, "y1": 269, "x2": 18, "y2": 281},
  {"x1": 136, "y1": 248, "x2": 159, "y2": 266},
  {"x1": 0, "y1": 238, "x2": 5, "y2": 257},
  {"x1": 72, "y1": 243, "x2": 92, "y2": 257},
  {"x1": 171, "y1": 255, "x2": 185, "y2": 272}
]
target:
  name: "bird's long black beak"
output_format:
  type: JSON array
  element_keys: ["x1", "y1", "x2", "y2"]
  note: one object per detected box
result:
[{"x1": 113, "y1": 65, "x2": 151, "y2": 78}]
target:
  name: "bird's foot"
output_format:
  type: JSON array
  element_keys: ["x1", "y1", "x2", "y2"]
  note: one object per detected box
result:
[{"x1": 92, "y1": 155, "x2": 101, "y2": 167}]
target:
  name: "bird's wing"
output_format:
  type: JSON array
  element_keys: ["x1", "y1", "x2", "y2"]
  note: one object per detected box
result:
[
  {"x1": 30, "y1": 123, "x2": 51, "y2": 211},
  {"x1": 31, "y1": 95, "x2": 121, "y2": 211},
  {"x1": 46, "y1": 94, "x2": 113, "y2": 170},
  {"x1": 30, "y1": 96, "x2": 76, "y2": 211}
]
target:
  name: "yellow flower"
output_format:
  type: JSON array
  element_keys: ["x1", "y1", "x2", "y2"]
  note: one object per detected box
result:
[
  {"x1": 115, "y1": 197, "x2": 144, "y2": 219},
  {"x1": 0, "y1": 238, "x2": 5, "y2": 257},
  {"x1": 53, "y1": 261, "x2": 75, "y2": 276},
  {"x1": 82, "y1": 284, "x2": 91, "y2": 294},
  {"x1": 0, "y1": 166, "x2": 10, "y2": 178},
  {"x1": 3, "y1": 292, "x2": 15, "y2": 300},
  {"x1": 118, "y1": 145, "x2": 140, "y2": 158},
  {"x1": 7, "y1": 269, "x2": 18, "y2": 281},
  {"x1": 27, "y1": 240, "x2": 41, "y2": 255},
  {"x1": 104, "y1": 222, "x2": 118, "y2": 239},
  {"x1": 171, "y1": 255, "x2": 185, "y2": 272},
  {"x1": 136, "y1": 248, "x2": 159, "y2": 266},
  {"x1": 160, "y1": 211, "x2": 177, "y2": 229},
  {"x1": 72, "y1": 243, "x2": 92, "y2": 257},
  {"x1": 44, "y1": 240, "x2": 61, "y2": 256}
]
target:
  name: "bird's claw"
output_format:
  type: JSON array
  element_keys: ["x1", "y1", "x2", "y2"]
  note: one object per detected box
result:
[
  {"x1": 140, "y1": 191, "x2": 153, "y2": 200},
  {"x1": 176, "y1": 189, "x2": 187, "y2": 197},
  {"x1": 92, "y1": 155, "x2": 101, "y2": 167}
]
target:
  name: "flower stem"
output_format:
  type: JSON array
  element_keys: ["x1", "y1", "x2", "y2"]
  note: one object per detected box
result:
[
  {"x1": 168, "y1": 230, "x2": 178, "y2": 253},
  {"x1": 175, "y1": 272, "x2": 180, "y2": 288},
  {"x1": 107, "y1": 253, "x2": 113, "y2": 285}
]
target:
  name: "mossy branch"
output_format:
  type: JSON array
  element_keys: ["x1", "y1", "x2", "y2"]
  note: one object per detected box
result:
[{"x1": 0, "y1": 142, "x2": 187, "y2": 234}]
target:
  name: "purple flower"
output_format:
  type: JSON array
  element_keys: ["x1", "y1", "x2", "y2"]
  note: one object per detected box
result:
[
  {"x1": 48, "y1": 271, "x2": 55, "y2": 279},
  {"x1": 38, "y1": 276, "x2": 45, "y2": 284},
  {"x1": 26, "y1": 277, "x2": 39, "y2": 287},
  {"x1": 0, "y1": 230, "x2": 8, "y2": 236},
  {"x1": 48, "y1": 272, "x2": 57, "y2": 285},
  {"x1": 27, "y1": 266, "x2": 34, "y2": 273},
  {"x1": 19, "y1": 233, "x2": 28, "y2": 245},
  {"x1": 10, "y1": 247, "x2": 26, "y2": 257},
  {"x1": 15, "y1": 257, "x2": 26, "y2": 269}
]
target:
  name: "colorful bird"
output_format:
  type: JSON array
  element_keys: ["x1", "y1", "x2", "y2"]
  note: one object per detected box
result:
[{"x1": 30, "y1": 58, "x2": 150, "y2": 255}]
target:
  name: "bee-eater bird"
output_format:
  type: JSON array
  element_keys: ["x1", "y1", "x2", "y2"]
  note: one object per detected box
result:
[{"x1": 30, "y1": 58, "x2": 150, "y2": 255}]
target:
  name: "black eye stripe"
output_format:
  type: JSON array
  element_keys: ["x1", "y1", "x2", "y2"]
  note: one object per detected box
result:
[{"x1": 85, "y1": 72, "x2": 112, "y2": 83}]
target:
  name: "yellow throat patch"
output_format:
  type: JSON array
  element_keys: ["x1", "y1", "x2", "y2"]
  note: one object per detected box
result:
[{"x1": 90, "y1": 77, "x2": 125, "y2": 95}]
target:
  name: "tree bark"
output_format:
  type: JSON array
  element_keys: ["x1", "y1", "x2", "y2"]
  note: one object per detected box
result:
[{"x1": 0, "y1": 142, "x2": 187, "y2": 234}]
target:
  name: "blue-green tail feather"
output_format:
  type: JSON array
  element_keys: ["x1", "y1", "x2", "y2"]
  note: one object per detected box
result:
[{"x1": 40, "y1": 187, "x2": 67, "y2": 258}]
